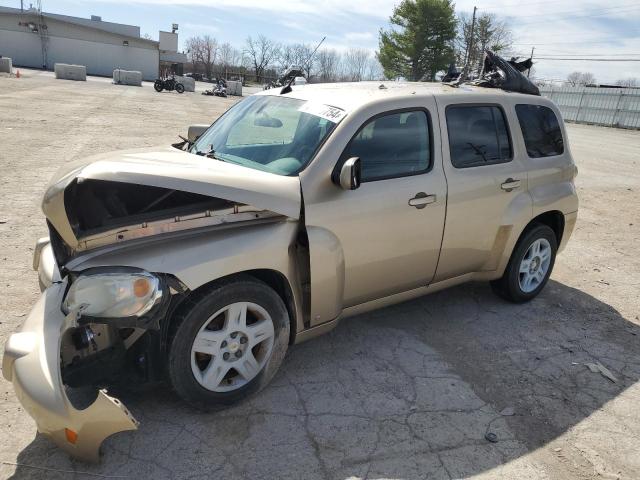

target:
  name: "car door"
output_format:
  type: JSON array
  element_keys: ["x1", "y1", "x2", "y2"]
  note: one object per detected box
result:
[
  {"x1": 301, "y1": 102, "x2": 447, "y2": 324},
  {"x1": 434, "y1": 99, "x2": 532, "y2": 282}
]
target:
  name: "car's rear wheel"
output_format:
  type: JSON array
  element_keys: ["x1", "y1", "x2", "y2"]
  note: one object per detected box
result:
[
  {"x1": 168, "y1": 277, "x2": 289, "y2": 409},
  {"x1": 491, "y1": 224, "x2": 557, "y2": 303}
]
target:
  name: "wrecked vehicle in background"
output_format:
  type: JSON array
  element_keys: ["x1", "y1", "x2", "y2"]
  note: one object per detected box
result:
[{"x1": 3, "y1": 56, "x2": 578, "y2": 461}]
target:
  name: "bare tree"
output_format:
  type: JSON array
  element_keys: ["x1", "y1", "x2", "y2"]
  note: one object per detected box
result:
[
  {"x1": 343, "y1": 48, "x2": 371, "y2": 82},
  {"x1": 566, "y1": 71, "x2": 596, "y2": 87},
  {"x1": 244, "y1": 35, "x2": 280, "y2": 82},
  {"x1": 276, "y1": 44, "x2": 295, "y2": 73},
  {"x1": 365, "y1": 57, "x2": 384, "y2": 81},
  {"x1": 186, "y1": 35, "x2": 218, "y2": 79},
  {"x1": 292, "y1": 43, "x2": 315, "y2": 78},
  {"x1": 219, "y1": 42, "x2": 240, "y2": 68},
  {"x1": 457, "y1": 12, "x2": 513, "y2": 77},
  {"x1": 316, "y1": 49, "x2": 341, "y2": 82},
  {"x1": 616, "y1": 77, "x2": 639, "y2": 87},
  {"x1": 473, "y1": 14, "x2": 512, "y2": 76}
]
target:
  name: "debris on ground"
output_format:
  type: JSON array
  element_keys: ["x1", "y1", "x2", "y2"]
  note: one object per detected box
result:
[
  {"x1": 485, "y1": 432, "x2": 498, "y2": 443},
  {"x1": 499, "y1": 407, "x2": 515, "y2": 416},
  {"x1": 585, "y1": 362, "x2": 618, "y2": 383}
]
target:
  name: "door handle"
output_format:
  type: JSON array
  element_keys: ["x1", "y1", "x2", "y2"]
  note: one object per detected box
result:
[
  {"x1": 408, "y1": 192, "x2": 437, "y2": 209},
  {"x1": 501, "y1": 178, "x2": 521, "y2": 192}
]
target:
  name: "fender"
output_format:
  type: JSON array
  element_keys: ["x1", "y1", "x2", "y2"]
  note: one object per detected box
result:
[
  {"x1": 66, "y1": 220, "x2": 306, "y2": 336},
  {"x1": 482, "y1": 188, "x2": 533, "y2": 273},
  {"x1": 306, "y1": 226, "x2": 345, "y2": 326}
]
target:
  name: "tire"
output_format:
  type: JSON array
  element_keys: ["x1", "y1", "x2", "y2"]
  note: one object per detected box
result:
[
  {"x1": 153, "y1": 81, "x2": 163, "y2": 92},
  {"x1": 490, "y1": 224, "x2": 557, "y2": 303},
  {"x1": 175, "y1": 83, "x2": 185, "y2": 94},
  {"x1": 168, "y1": 276, "x2": 290, "y2": 410}
]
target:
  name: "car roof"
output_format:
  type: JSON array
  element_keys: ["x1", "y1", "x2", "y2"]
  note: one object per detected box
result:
[{"x1": 257, "y1": 81, "x2": 546, "y2": 112}]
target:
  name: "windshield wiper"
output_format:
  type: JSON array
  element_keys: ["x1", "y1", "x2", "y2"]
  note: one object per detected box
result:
[{"x1": 195, "y1": 145, "x2": 224, "y2": 161}]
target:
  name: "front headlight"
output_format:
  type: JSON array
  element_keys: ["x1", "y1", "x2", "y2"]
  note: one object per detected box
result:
[{"x1": 63, "y1": 269, "x2": 162, "y2": 318}]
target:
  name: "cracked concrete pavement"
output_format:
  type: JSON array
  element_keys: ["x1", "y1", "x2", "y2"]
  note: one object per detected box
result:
[{"x1": 1, "y1": 70, "x2": 639, "y2": 479}]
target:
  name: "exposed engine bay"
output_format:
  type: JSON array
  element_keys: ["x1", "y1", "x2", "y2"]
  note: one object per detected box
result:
[
  {"x1": 65, "y1": 179, "x2": 234, "y2": 236},
  {"x1": 51, "y1": 179, "x2": 283, "y2": 259}
]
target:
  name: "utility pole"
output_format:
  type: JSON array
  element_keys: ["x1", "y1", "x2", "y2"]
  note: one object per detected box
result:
[
  {"x1": 528, "y1": 46, "x2": 535, "y2": 78},
  {"x1": 460, "y1": 6, "x2": 477, "y2": 82}
]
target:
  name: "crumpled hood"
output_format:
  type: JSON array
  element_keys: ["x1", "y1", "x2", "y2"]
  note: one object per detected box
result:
[{"x1": 43, "y1": 145, "x2": 302, "y2": 249}]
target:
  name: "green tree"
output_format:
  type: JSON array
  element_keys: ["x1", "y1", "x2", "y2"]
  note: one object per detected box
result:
[{"x1": 377, "y1": 0, "x2": 457, "y2": 81}]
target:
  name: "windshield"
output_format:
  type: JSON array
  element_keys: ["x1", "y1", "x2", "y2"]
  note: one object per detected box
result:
[{"x1": 190, "y1": 95, "x2": 344, "y2": 176}]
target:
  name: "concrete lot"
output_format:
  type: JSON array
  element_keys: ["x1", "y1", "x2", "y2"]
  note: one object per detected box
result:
[{"x1": 0, "y1": 70, "x2": 639, "y2": 480}]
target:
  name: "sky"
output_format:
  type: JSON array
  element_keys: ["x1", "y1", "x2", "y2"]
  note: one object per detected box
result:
[{"x1": 3, "y1": 0, "x2": 639, "y2": 83}]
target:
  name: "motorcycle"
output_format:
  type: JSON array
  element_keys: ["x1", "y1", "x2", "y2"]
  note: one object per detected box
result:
[
  {"x1": 154, "y1": 76, "x2": 185, "y2": 94},
  {"x1": 202, "y1": 79, "x2": 227, "y2": 98}
]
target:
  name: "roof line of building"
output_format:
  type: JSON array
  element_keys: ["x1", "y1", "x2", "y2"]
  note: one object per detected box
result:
[{"x1": 0, "y1": 5, "x2": 159, "y2": 46}]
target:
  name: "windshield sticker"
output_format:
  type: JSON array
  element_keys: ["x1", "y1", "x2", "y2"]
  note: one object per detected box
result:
[{"x1": 299, "y1": 103, "x2": 347, "y2": 123}]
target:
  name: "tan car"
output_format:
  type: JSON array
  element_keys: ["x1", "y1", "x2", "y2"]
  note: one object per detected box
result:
[{"x1": 3, "y1": 82, "x2": 578, "y2": 461}]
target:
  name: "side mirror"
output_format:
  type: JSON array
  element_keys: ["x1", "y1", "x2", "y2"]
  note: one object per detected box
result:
[
  {"x1": 187, "y1": 124, "x2": 209, "y2": 142},
  {"x1": 335, "y1": 157, "x2": 361, "y2": 190}
]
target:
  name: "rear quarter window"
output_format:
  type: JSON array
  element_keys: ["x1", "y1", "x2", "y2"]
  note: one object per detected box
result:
[{"x1": 515, "y1": 104, "x2": 564, "y2": 158}]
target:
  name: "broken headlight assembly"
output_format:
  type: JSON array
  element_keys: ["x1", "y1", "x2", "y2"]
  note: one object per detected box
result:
[{"x1": 62, "y1": 269, "x2": 163, "y2": 318}]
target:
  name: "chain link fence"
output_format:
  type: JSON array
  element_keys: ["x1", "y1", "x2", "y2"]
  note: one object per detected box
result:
[{"x1": 539, "y1": 86, "x2": 640, "y2": 129}]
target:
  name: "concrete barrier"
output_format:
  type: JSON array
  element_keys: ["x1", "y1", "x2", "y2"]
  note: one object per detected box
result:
[
  {"x1": 175, "y1": 76, "x2": 195, "y2": 92},
  {"x1": 54, "y1": 63, "x2": 86, "y2": 81},
  {"x1": 227, "y1": 80, "x2": 242, "y2": 96},
  {"x1": 0, "y1": 57, "x2": 12, "y2": 74},
  {"x1": 113, "y1": 69, "x2": 142, "y2": 86}
]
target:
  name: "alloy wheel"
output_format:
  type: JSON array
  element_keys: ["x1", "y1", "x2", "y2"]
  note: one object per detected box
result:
[
  {"x1": 518, "y1": 238, "x2": 552, "y2": 293},
  {"x1": 190, "y1": 302, "x2": 275, "y2": 392}
]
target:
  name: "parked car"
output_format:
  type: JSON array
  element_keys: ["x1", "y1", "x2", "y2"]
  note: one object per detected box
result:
[{"x1": 3, "y1": 81, "x2": 578, "y2": 461}]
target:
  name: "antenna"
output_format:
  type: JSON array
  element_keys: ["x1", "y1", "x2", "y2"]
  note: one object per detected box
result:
[{"x1": 305, "y1": 36, "x2": 326, "y2": 75}]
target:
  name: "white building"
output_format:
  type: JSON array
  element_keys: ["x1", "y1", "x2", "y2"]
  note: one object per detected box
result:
[{"x1": 0, "y1": 6, "x2": 187, "y2": 80}]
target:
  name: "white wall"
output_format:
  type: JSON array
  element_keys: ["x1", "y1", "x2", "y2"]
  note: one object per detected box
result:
[
  {"x1": 159, "y1": 31, "x2": 178, "y2": 52},
  {"x1": 0, "y1": 29, "x2": 159, "y2": 80}
]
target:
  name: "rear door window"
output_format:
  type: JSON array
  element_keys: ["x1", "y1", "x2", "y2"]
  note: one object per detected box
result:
[
  {"x1": 515, "y1": 104, "x2": 564, "y2": 158},
  {"x1": 446, "y1": 105, "x2": 512, "y2": 168}
]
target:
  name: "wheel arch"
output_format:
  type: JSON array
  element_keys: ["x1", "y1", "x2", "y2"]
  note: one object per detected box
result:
[
  {"x1": 524, "y1": 210, "x2": 565, "y2": 246},
  {"x1": 492, "y1": 209, "x2": 565, "y2": 279},
  {"x1": 165, "y1": 269, "x2": 299, "y2": 348}
]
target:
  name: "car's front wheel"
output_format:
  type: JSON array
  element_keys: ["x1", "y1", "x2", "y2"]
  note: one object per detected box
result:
[
  {"x1": 168, "y1": 276, "x2": 289, "y2": 409},
  {"x1": 491, "y1": 224, "x2": 557, "y2": 303}
]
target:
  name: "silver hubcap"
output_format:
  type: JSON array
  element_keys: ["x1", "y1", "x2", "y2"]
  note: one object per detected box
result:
[
  {"x1": 190, "y1": 302, "x2": 275, "y2": 392},
  {"x1": 519, "y1": 238, "x2": 552, "y2": 293}
]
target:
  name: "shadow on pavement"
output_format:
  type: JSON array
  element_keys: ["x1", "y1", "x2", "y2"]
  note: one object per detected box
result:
[{"x1": 11, "y1": 280, "x2": 640, "y2": 479}]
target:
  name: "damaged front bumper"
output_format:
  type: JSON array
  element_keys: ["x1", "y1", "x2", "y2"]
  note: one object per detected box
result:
[{"x1": 2, "y1": 281, "x2": 138, "y2": 462}]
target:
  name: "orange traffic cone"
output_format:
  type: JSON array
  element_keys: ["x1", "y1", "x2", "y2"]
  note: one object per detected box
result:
[{"x1": 16, "y1": 69, "x2": 20, "y2": 78}]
